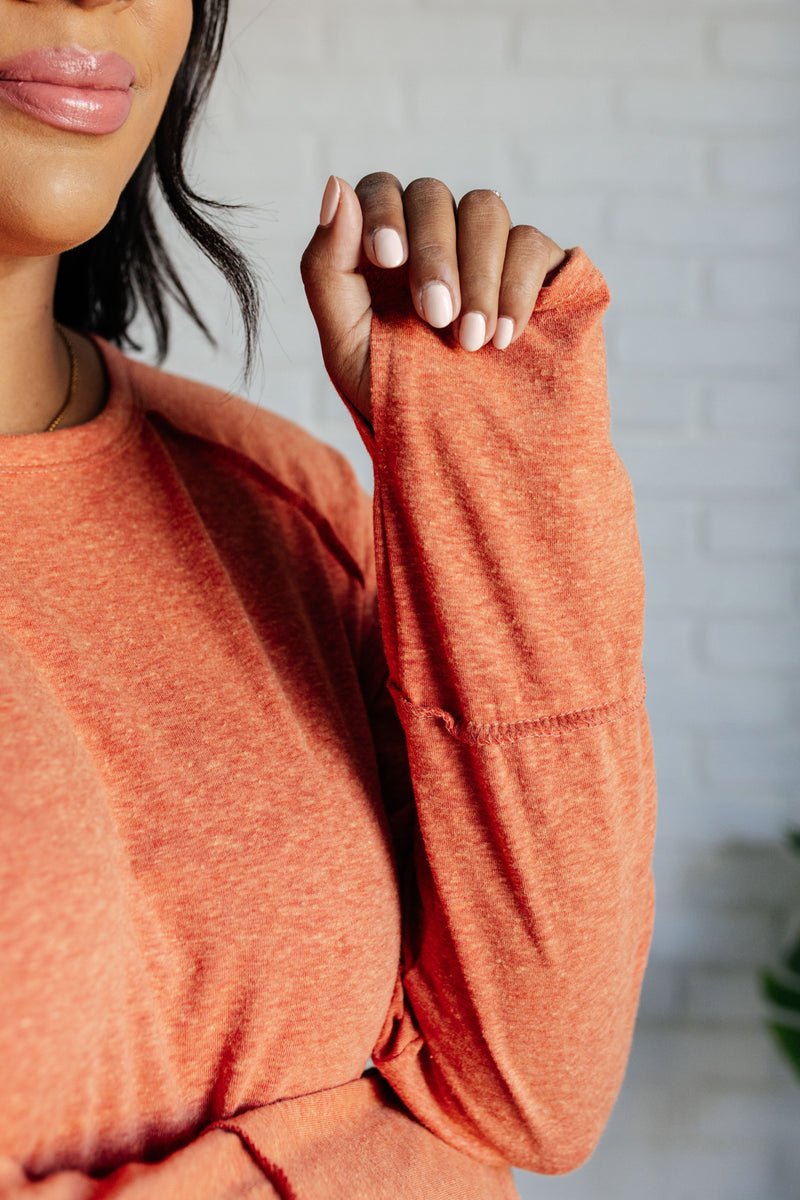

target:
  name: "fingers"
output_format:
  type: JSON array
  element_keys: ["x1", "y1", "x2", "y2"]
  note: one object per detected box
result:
[
  {"x1": 351, "y1": 172, "x2": 568, "y2": 351},
  {"x1": 455, "y1": 190, "x2": 511, "y2": 351},
  {"x1": 355, "y1": 172, "x2": 408, "y2": 269},
  {"x1": 494, "y1": 226, "x2": 567, "y2": 351},
  {"x1": 357, "y1": 174, "x2": 460, "y2": 330},
  {"x1": 402, "y1": 178, "x2": 460, "y2": 330},
  {"x1": 300, "y1": 176, "x2": 374, "y2": 418}
]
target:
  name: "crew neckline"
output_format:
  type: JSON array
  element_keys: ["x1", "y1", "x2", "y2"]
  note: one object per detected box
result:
[{"x1": 0, "y1": 333, "x2": 142, "y2": 473}]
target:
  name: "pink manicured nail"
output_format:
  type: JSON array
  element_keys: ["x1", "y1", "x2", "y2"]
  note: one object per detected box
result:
[
  {"x1": 493, "y1": 317, "x2": 515, "y2": 351},
  {"x1": 373, "y1": 228, "x2": 405, "y2": 269},
  {"x1": 319, "y1": 175, "x2": 341, "y2": 227},
  {"x1": 421, "y1": 283, "x2": 454, "y2": 328},
  {"x1": 460, "y1": 312, "x2": 487, "y2": 353}
]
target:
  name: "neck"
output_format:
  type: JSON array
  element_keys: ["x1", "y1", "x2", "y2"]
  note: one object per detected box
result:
[{"x1": 0, "y1": 254, "x2": 106, "y2": 435}]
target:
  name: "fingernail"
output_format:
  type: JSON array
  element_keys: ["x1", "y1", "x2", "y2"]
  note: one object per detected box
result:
[
  {"x1": 373, "y1": 228, "x2": 405, "y2": 269},
  {"x1": 319, "y1": 175, "x2": 341, "y2": 227},
  {"x1": 460, "y1": 312, "x2": 487, "y2": 353},
  {"x1": 421, "y1": 283, "x2": 454, "y2": 328},
  {"x1": 493, "y1": 317, "x2": 515, "y2": 351}
]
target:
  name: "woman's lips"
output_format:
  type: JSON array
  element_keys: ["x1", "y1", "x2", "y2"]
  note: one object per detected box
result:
[
  {"x1": 0, "y1": 79, "x2": 131, "y2": 134},
  {"x1": 0, "y1": 46, "x2": 136, "y2": 135},
  {"x1": 0, "y1": 79, "x2": 133, "y2": 134}
]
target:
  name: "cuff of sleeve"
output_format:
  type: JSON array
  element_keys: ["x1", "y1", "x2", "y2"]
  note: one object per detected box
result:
[{"x1": 326, "y1": 247, "x2": 609, "y2": 461}]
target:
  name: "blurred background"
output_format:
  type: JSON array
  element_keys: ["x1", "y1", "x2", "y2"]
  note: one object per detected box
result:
[{"x1": 125, "y1": 0, "x2": 800, "y2": 1195}]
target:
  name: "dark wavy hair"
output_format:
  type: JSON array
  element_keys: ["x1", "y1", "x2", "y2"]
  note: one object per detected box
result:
[{"x1": 54, "y1": 0, "x2": 262, "y2": 391}]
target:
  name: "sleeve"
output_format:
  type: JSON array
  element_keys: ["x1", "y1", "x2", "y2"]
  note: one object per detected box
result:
[
  {"x1": 0, "y1": 1131, "x2": 281, "y2": 1198},
  {"x1": 346, "y1": 248, "x2": 658, "y2": 1177}
]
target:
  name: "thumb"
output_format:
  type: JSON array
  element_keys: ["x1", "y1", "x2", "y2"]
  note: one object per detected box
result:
[{"x1": 300, "y1": 176, "x2": 374, "y2": 423}]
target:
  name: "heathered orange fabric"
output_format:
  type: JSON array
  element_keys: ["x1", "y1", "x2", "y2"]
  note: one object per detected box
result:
[{"x1": 0, "y1": 248, "x2": 656, "y2": 1198}]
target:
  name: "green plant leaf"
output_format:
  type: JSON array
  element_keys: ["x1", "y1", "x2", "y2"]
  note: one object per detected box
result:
[
  {"x1": 785, "y1": 829, "x2": 800, "y2": 857},
  {"x1": 766, "y1": 1022, "x2": 800, "y2": 1081},
  {"x1": 784, "y1": 937, "x2": 800, "y2": 976},
  {"x1": 760, "y1": 969, "x2": 800, "y2": 1013},
  {"x1": 759, "y1": 827, "x2": 800, "y2": 1085}
]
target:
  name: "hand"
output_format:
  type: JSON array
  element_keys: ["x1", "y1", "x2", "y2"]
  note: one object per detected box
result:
[{"x1": 300, "y1": 174, "x2": 567, "y2": 427}]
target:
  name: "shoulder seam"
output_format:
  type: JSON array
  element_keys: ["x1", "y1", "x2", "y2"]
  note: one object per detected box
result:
[{"x1": 147, "y1": 412, "x2": 366, "y2": 589}]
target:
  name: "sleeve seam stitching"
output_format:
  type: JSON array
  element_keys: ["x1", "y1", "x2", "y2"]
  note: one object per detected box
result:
[{"x1": 387, "y1": 669, "x2": 647, "y2": 744}]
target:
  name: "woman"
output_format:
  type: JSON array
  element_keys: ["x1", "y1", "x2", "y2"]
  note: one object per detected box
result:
[{"x1": 0, "y1": 1, "x2": 657, "y2": 1197}]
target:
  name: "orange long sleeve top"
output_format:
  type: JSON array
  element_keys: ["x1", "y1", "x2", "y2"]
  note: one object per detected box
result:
[{"x1": 0, "y1": 249, "x2": 656, "y2": 1199}]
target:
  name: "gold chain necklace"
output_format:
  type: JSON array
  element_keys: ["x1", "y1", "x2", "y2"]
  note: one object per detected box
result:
[{"x1": 46, "y1": 324, "x2": 78, "y2": 433}]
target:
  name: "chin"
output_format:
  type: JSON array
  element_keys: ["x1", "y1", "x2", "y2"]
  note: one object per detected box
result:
[{"x1": 0, "y1": 177, "x2": 120, "y2": 258}]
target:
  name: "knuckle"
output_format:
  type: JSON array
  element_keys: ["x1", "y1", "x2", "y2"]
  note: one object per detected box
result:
[
  {"x1": 460, "y1": 188, "x2": 503, "y2": 207},
  {"x1": 357, "y1": 171, "x2": 402, "y2": 194},
  {"x1": 499, "y1": 279, "x2": 534, "y2": 309},
  {"x1": 412, "y1": 242, "x2": 451, "y2": 274},
  {"x1": 300, "y1": 240, "x2": 324, "y2": 283},
  {"x1": 459, "y1": 189, "x2": 509, "y2": 219},
  {"x1": 355, "y1": 171, "x2": 403, "y2": 201},
  {"x1": 299, "y1": 245, "x2": 314, "y2": 281},
  {"x1": 462, "y1": 268, "x2": 502, "y2": 296},
  {"x1": 514, "y1": 224, "x2": 551, "y2": 256},
  {"x1": 404, "y1": 177, "x2": 454, "y2": 206}
]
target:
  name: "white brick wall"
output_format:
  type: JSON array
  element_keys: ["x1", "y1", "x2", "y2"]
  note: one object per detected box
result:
[{"x1": 128, "y1": 0, "x2": 800, "y2": 1194}]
